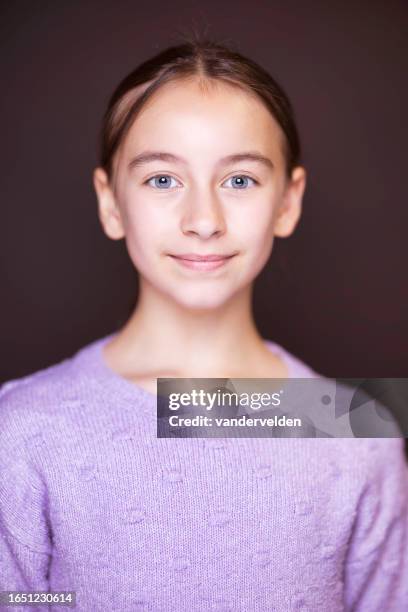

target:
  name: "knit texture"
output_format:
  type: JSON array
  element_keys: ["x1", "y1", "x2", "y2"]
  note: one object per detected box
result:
[{"x1": 1, "y1": 333, "x2": 408, "y2": 611}]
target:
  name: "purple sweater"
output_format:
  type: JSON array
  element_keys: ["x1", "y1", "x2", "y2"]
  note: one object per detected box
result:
[{"x1": 1, "y1": 333, "x2": 408, "y2": 611}]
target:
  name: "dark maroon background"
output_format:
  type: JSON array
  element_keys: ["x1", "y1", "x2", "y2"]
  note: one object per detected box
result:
[{"x1": 1, "y1": 0, "x2": 407, "y2": 387}]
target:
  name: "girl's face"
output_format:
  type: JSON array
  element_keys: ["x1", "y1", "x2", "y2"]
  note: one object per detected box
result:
[{"x1": 94, "y1": 78, "x2": 306, "y2": 310}]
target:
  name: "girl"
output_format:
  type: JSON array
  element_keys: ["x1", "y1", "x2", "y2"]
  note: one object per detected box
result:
[{"x1": 1, "y1": 35, "x2": 407, "y2": 611}]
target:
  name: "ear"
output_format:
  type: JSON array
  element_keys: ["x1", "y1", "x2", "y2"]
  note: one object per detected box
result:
[
  {"x1": 93, "y1": 167, "x2": 125, "y2": 240},
  {"x1": 273, "y1": 166, "x2": 307, "y2": 238}
]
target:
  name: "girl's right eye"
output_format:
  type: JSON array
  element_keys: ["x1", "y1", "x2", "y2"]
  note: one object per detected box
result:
[{"x1": 143, "y1": 175, "x2": 181, "y2": 190}]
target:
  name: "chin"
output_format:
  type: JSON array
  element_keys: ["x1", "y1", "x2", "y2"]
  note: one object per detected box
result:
[{"x1": 168, "y1": 288, "x2": 233, "y2": 311}]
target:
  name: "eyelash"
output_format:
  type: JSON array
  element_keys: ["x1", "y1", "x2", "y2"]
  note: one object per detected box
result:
[{"x1": 142, "y1": 173, "x2": 260, "y2": 190}]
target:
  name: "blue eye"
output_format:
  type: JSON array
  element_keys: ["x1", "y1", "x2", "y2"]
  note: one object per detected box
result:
[
  {"x1": 143, "y1": 173, "x2": 259, "y2": 190},
  {"x1": 144, "y1": 175, "x2": 180, "y2": 189},
  {"x1": 223, "y1": 175, "x2": 258, "y2": 189}
]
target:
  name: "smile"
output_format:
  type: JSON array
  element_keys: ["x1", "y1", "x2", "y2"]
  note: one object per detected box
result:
[{"x1": 168, "y1": 254, "x2": 236, "y2": 271}]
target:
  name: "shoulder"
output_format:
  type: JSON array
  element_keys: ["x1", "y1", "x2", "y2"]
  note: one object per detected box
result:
[
  {"x1": 0, "y1": 358, "x2": 73, "y2": 438},
  {"x1": 356, "y1": 437, "x2": 408, "y2": 487},
  {"x1": 329, "y1": 437, "x2": 408, "y2": 515},
  {"x1": 0, "y1": 335, "x2": 107, "y2": 436},
  {"x1": 1, "y1": 354, "x2": 74, "y2": 400},
  {"x1": 295, "y1": 437, "x2": 408, "y2": 519},
  {"x1": 330, "y1": 437, "x2": 408, "y2": 479}
]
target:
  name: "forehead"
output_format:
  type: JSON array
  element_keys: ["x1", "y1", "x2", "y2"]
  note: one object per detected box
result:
[{"x1": 119, "y1": 78, "x2": 286, "y2": 167}]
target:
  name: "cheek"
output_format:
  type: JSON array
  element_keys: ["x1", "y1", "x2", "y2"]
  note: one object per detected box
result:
[
  {"x1": 235, "y1": 203, "x2": 276, "y2": 252},
  {"x1": 121, "y1": 207, "x2": 155, "y2": 265},
  {"x1": 122, "y1": 206, "x2": 174, "y2": 271},
  {"x1": 233, "y1": 202, "x2": 278, "y2": 278}
]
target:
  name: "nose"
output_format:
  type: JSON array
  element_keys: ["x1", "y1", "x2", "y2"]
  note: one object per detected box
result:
[{"x1": 180, "y1": 186, "x2": 227, "y2": 239}]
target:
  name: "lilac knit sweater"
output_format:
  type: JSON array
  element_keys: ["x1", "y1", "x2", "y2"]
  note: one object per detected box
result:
[{"x1": 1, "y1": 333, "x2": 408, "y2": 611}]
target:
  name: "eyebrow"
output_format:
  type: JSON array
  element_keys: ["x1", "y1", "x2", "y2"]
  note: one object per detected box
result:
[{"x1": 127, "y1": 150, "x2": 274, "y2": 171}]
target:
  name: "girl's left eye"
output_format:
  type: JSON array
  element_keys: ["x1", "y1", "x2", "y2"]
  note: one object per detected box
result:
[
  {"x1": 143, "y1": 174, "x2": 259, "y2": 190},
  {"x1": 222, "y1": 175, "x2": 259, "y2": 189}
]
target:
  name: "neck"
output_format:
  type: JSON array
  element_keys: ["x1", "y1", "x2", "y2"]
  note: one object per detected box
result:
[{"x1": 108, "y1": 278, "x2": 270, "y2": 377}]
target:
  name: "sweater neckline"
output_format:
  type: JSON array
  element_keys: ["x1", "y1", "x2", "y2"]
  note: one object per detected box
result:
[{"x1": 82, "y1": 332, "x2": 297, "y2": 406}]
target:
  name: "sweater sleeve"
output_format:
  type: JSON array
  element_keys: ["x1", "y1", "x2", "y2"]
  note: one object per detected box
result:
[
  {"x1": 0, "y1": 381, "x2": 52, "y2": 601},
  {"x1": 343, "y1": 437, "x2": 408, "y2": 611}
]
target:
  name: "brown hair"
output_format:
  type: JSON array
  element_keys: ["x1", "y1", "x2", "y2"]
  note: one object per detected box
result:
[{"x1": 98, "y1": 33, "x2": 301, "y2": 182}]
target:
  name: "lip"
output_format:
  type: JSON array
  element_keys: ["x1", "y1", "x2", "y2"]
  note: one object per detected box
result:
[
  {"x1": 168, "y1": 253, "x2": 236, "y2": 271},
  {"x1": 170, "y1": 253, "x2": 236, "y2": 262}
]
